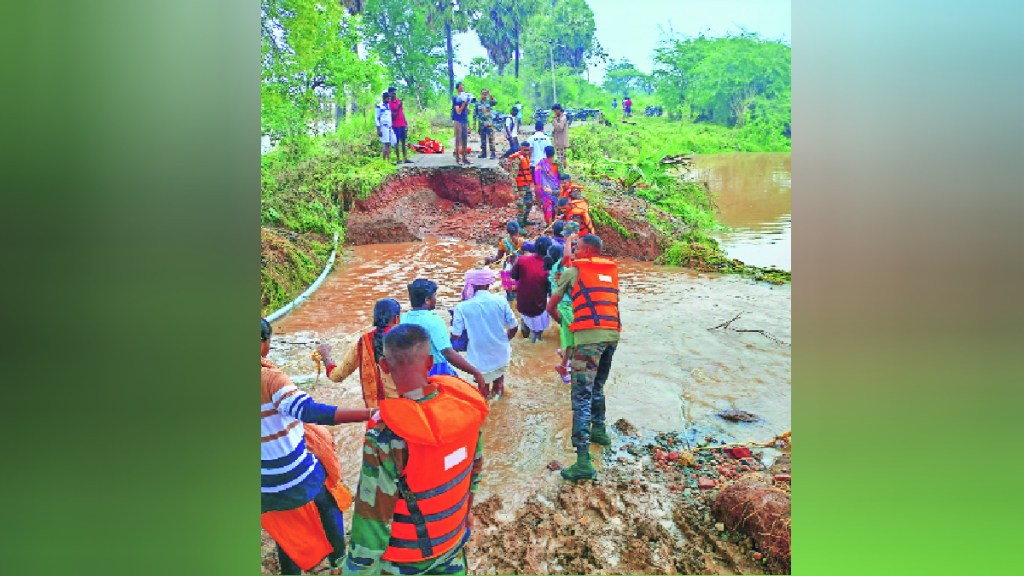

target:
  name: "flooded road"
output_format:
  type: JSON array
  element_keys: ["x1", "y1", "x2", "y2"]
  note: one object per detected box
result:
[
  {"x1": 696, "y1": 152, "x2": 792, "y2": 270},
  {"x1": 268, "y1": 237, "x2": 790, "y2": 510}
]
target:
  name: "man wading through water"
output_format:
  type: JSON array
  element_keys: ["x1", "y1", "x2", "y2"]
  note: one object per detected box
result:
[
  {"x1": 400, "y1": 279, "x2": 487, "y2": 391},
  {"x1": 341, "y1": 324, "x2": 488, "y2": 575},
  {"x1": 546, "y1": 234, "x2": 621, "y2": 481}
]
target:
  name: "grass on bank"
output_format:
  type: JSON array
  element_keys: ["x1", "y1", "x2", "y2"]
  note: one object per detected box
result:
[
  {"x1": 260, "y1": 118, "x2": 398, "y2": 315},
  {"x1": 262, "y1": 114, "x2": 791, "y2": 313},
  {"x1": 564, "y1": 116, "x2": 791, "y2": 283}
]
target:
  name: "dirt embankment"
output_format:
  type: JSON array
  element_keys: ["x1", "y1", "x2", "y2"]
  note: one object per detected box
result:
[
  {"x1": 344, "y1": 167, "x2": 675, "y2": 260},
  {"x1": 468, "y1": 421, "x2": 792, "y2": 575}
]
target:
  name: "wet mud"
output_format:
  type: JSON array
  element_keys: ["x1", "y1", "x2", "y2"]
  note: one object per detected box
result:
[
  {"x1": 262, "y1": 235, "x2": 790, "y2": 574},
  {"x1": 344, "y1": 167, "x2": 680, "y2": 261}
]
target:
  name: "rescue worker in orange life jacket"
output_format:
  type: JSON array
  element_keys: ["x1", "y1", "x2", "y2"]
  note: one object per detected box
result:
[
  {"x1": 560, "y1": 181, "x2": 594, "y2": 237},
  {"x1": 341, "y1": 324, "x2": 488, "y2": 574},
  {"x1": 545, "y1": 233, "x2": 620, "y2": 482}
]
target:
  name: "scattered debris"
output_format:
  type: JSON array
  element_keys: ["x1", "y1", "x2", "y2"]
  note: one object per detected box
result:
[{"x1": 717, "y1": 409, "x2": 760, "y2": 423}]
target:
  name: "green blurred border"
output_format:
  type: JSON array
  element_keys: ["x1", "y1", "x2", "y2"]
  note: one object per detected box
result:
[{"x1": 1, "y1": 1, "x2": 1021, "y2": 574}]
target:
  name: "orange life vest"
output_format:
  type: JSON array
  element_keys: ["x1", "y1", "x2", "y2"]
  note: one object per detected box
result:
[
  {"x1": 564, "y1": 198, "x2": 594, "y2": 236},
  {"x1": 569, "y1": 257, "x2": 622, "y2": 333},
  {"x1": 559, "y1": 183, "x2": 583, "y2": 199},
  {"x1": 379, "y1": 376, "x2": 489, "y2": 563},
  {"x1": 510, "y1": 152, "x2": 532, "y2": 186}
]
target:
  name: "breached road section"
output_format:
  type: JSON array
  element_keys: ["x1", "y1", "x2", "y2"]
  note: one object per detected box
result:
[{"x1": 344, "y1": 165, "x2": 676, "y2": 260}]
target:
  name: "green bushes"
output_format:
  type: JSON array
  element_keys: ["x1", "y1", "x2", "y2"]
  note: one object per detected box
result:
[
  {"x1": 261, "y1": 119, "x2": 397, "y2": 314},
  {"x1": 568, "y1": 117, "x2": 789, "y2": 283}
]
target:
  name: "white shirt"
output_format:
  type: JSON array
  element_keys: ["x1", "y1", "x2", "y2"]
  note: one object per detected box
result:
[
  {"x1": 526, "y1": 131, "x2": 552, "y2": 167},
  {"x1": 504, "y1": 116, "x2": 518, "y2": 139},
  {"x1": 375, "y1": 103, "x2": 392, "y2": 128},
  {"x1": 451, "y1": 290, "x2": 518, "y2": 374}
]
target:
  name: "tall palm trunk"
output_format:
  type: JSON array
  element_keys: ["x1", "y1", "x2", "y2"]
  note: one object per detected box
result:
[
  {"x1": 446, "y1": 21, "x2": 455, "y2": 93},
  {"x1": 514, "y1": 24, "x2": 520, "y2": 78}
]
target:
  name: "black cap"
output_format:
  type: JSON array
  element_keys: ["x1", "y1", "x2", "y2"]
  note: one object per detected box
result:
[
  {"x1": 408, "y1": 278, "x2": 438, "y2": 299},
  {"x1": 261, "y1": 318, "x2": 272, "y2": 341}
]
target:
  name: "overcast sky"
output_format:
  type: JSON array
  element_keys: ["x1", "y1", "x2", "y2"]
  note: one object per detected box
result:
[{"x1": 453, "y1": 0, "x2": 790, "y2": 85}]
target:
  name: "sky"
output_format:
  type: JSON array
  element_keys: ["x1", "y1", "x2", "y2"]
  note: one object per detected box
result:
[{"x1": 453, "y1": 0, "x2": 790, "y2": 85}]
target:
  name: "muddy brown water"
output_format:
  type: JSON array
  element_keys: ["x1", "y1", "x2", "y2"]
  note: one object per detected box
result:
[
  {"x1": 697, "y1": 152, "x2": 792, "y2": 271},
  {"x1": 269, "y1": 236, "x2": 790, "y2": 511}
]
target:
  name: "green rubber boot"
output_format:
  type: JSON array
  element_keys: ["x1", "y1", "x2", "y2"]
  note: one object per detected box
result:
[
  {"x1": 590, "y1": 424, "x2": 612, "y2": 446},
  {"x1": 560, "y1": 448, "x2": 597, "y2": 482}
]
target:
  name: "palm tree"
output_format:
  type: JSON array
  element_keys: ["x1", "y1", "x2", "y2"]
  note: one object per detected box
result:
[{"x1": 420, "y1": 0, "x2": 472, "y2": 93}]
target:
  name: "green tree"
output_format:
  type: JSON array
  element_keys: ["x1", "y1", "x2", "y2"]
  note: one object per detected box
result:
[
  {"x1": 653, "y1": 34, "x2": 790, "y2": 128},
  {"x1": 418, "y1": 0, "x2": 473, "y2": 94},
  {"x1": 603, "y1": 58, "x2": 654, "y2": 97},
  {"x1": 522, "y1": 0, "x2": 601, "y2": 71},
  {"x1": 363, "y1": 0, "x2": 447, "y2": 106},
  {"x1": 470, "y1": 0, "x2": 539, "y2": 77},
  {"x1": 261, "y1": 0, "x2": 382, "y2": 149},
  {"x1": 469, "y1": 56, "x2": 493, "y2": 77}
]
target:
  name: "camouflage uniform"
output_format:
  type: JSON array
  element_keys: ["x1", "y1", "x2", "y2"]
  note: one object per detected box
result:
[
  {"x1": 569, "y1": 342, "x2": 617, "y2": 448},
  {"x1": 476, "y1": 100, "x2": 496, "y2": 157},
  {"x1": 342, "y1": 392, "x2": 483, "y2": 576},
  {"x1": 552, "y1": 267, "x2": 620, "y2": 451}
]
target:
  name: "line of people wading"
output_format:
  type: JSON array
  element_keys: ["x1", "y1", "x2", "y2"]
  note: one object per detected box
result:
[{"x1": 261, "y1": 85, "x2": 609, "y2": 575}]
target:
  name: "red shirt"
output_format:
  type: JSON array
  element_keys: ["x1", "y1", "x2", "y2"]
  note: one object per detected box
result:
[
  {"x1": 510, "y1": 254, "x2": 551, "y2": 317},
  {"x1": 389, "y1": 98, "x2": 407, "y2": 127}
]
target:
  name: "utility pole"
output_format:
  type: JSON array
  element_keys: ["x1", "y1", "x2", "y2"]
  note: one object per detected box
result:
[{"x1": 549, "y1": 42, "x2": 557, "y2": 103}]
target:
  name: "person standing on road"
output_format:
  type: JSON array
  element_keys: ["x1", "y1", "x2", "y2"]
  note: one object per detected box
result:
[
  {"x1": 525, "y1": 120, "x2": 553, "y2": 170},
  {"x1": 551, "y1": 104, "x2": 569, "y2": 169},
  {"x1": 476, "y1": 88, "x2": 497, "y2": 160},
  {"x1": 387, "y1": 86, "x2": 411, "y2": 164},
  {"x1": 545, "y1": 234, "x2": 621, "y2": 482},
  {"x1": 451, "y1": 82, "x2": 471, "y2": 165},
  {"x1": 623, "y1": 95, "x2": 632, "y2": 118},
  {"x1": 501, "y1": 106, "x2": 520, "y2": 158},
  {"x1": 452, "y1": 268, "x2": 519, "y2": 399},
  {"x1": 375, "y1": 91, "x2": 395, "y2": 162},
  {"x1": 611, "y1": 98, "x2": 617, "y2": 112}
]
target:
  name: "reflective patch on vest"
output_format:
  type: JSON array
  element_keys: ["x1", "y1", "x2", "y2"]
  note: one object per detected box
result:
[
  {"x1": 598, "y1": 274, "x2": 612, "y2": 283},
  {"x1": 444, "y1": 446, "x2": 468, "y2": 471}
]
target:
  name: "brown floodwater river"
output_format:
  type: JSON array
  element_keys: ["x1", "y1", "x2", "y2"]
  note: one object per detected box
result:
[
  {"x1": 697, "y1": 152, "x2": 792, "y2": 271},
  {"x1": 268, "y1": 153, "x2": 791, "y2": 507}
]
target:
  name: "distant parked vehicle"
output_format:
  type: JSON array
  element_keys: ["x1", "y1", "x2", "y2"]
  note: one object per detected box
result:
[{"x1": 644, "y1": 105, "x2": 664, "y2": 117}]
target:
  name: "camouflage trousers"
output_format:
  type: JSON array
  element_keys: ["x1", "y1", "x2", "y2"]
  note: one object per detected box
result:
[
  {"x1": 380, "y1": 545, "x2": 467, "y2": 575},
  {"x1": 569, "y1": 341, "x2": 617, "y2": 449},
  {"x1": 517, "y1": 185, "x2": 533, "y2": 224},
  {"x1": 478, "y1": 128, "x2": 495, "y2": 155}
]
